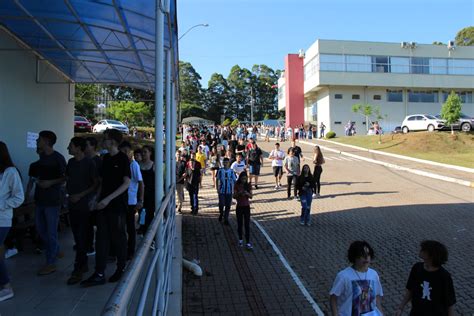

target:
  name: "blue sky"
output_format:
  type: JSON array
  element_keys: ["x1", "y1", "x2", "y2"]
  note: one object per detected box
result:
[{"x1": 177, "y1": 0, "x2": 473, "y2": 87}]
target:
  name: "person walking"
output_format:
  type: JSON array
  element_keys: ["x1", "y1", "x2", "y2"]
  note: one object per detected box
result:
[
  {"x1": 283, "y1": 149, "x2": 300, "y2": 200},
  {"x1": 65, "y1": 137, "x2": 99, "y2": 285},
  {"x1": 209, "y1": 147, "x2": 219, "y2": 188},
  {"x1": 233, "y1": 171, "x2": 253, "y2": 250},
  {"x1": 269, "y1": 143, "x2": 285, "y2": 190},
  {"x1": 175, "y1": 152, "x2": 187, "y2": 214},
  {"x1": 312, "y1": 145, "x2": 325, "y2": 198},
  {"x1": 295, "y1": 164, "x2": 316, "y2": 226},
  {"x1": 138, "y1": 145, "x2": 155, "y2": 233},
  {"x1": 34, "y1": 131, "x2": 67, "y2": 276},
  {"x1": 395, "y1": 240, "x2": 456, "y2": 316},
  {"x1": 319, "y1": 122, "x2": 326, "y2": 139},
  {"x1": 185, "y1": 158, "x2": 201, "y2": 215},
  {"x1": 230, "y1": 153, "x2": 246, "y2": 179},
  {"x1": 216, "y1": 158, "x2": 236, "y2": 225},
  {"x1": 330, "y1": 241, "x2": 384, "y2": 316},
  {"x1": 0, "y1": 142, "x2": 24, "y2": 301},
  {"x1": 247, "y1": 142, "x2": 263, "y2": 189}
]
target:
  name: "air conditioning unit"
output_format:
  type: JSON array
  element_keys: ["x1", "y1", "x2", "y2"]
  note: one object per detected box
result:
[
  {"x1": 298, "y1": 49, "x2": 305, "y2": 58},
  {"x1": 410, "y1": 42, "x2": 417, "y2": 48},
  {"x1": 447, "y1": 40, "x2": 455, "y2": 49},
  {"x1": 401, "y1": 41, "x2": 408, "y2": 48}
]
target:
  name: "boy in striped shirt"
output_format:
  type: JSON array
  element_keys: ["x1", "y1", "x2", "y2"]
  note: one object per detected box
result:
[{"x1": 216, "y1": 158, "x2": 236, "y2": 225}]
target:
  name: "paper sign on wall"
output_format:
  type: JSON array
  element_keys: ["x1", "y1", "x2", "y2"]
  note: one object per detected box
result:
[{"x1": 27, "y1": 132, "x2": 39, "y2": 149}]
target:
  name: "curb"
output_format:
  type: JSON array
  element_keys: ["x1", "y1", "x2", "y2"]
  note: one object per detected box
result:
[
  {"x1": 317, "y1": 138, "x2": 474, "y2": 174},
  {"x1": 296, "y1": 139, "x2": 474, "y2": 188},
  {"x1": 166, "y1": 213, "x2": 182, "y2": 316}
]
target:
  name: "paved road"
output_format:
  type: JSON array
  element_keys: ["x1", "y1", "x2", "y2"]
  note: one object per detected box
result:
[{"x1": 183, "y1": 138, "x2": 473, "y2": 315}]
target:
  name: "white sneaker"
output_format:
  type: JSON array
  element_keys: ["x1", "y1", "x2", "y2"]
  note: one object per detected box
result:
[
  {"x1": 5, "y1": 248, "x2": 18, "y2": 259},
  {"x1": 0, "y1": 288, "x2": 14, "y2": 302},
  {"x1": 274, "y1": 185, "x2": 278, "y2": 190},
  {"x1": 312, "y1": 193, "x2": 317, "y2": 199}
]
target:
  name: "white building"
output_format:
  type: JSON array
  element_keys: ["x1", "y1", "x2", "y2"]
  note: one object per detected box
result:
[{"x1": 278, "y1": 39, "x2": 474, "y2": 136}]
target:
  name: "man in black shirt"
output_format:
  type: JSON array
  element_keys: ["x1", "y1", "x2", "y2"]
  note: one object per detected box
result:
[
  {"x1": 176, "y1": 153, "x2": 187, "y2": 213},
  {"x1": 247, "y1": 142, "x2": 263, "y2": 189},
  {"x1": 185, "y1": 158, "x2": 201, "y2": 215},
  {"x1": 81, "y1": 129, "x2": 131, "y2": 287},
  {"x1": 34, "y1": 131, "x2": 66, "y2": 276},
  {"x1": 65, "y1": 137, "x2": 98, "y2": 285},
  {"x1": 228, "y1": 134, "x2": 238, "y2": 154},
  {"x1": 288, "y1": 139, "x2": 304, "y2": 176}
]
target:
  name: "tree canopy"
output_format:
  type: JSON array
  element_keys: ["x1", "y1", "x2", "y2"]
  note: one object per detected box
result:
[{"x1": 455, "y1": 26, "x2": 474, "y2": 46}]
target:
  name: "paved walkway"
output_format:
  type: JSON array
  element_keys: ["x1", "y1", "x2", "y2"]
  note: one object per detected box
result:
[{"x1": 183, "y1": 138, "x2": 474, "y2": 315}]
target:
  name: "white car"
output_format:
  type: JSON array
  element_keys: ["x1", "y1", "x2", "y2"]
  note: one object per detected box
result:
[
  {"x1": 401, "y1": 114, "x2": 445, "y2": 133},
  {"x1": 93, "y1": 119, "x2": 129, "y2": 134}
]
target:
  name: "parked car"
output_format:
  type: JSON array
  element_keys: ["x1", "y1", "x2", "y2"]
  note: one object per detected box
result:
[
  {"x1": 74, "y1": 115, "x2": 92, "y2": 132},
  {"x1": 401, "y1": 114, "x2": 444, "y2": 133},
  {"x1": 93, "y1": 119, "x2": 129, "y2": 134},
  {"x1": 434, "y1": 113, "x2": 473, "y2": 132}
]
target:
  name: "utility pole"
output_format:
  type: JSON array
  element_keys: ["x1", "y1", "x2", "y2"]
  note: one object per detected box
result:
[{"x1": 250, "y1": 86, "x2": 254, "y2": 125}]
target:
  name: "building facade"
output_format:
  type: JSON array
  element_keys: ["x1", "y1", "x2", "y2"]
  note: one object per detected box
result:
[{"x1": 278, "y1": 39, "x2": 474, "y2": 136}]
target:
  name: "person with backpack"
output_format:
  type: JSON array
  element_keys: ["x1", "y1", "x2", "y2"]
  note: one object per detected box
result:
[
  {"x1": 233, "y1": 171, "x2": 253, "y2": 250},
  {"x1": 295, "y1": 164, "x2": 316, "y2": 226}
]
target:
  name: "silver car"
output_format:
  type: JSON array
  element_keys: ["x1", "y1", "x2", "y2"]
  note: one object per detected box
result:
[{"x1": 435, "y1": 113, "x2": 473, "y2": 132}]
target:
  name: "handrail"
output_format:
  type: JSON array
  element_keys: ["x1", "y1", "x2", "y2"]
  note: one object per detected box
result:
[{"x1": 102, "y1": 185, "x2": 176, "y2": 316}]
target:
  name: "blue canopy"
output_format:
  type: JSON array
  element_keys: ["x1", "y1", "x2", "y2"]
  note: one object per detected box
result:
[{"x1": 0, "y1": 0, "x2": 178, "y2": 90}]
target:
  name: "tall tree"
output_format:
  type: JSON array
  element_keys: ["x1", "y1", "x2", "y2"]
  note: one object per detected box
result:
[
  {"x1": 75, "y1": 84, "x2": 101, "y2": 118},
  {"x1": 106, "y1": 101, "x2": 152, "y2": 126},
  {"x1": 179, "y1": 61, "x2": 204, "y2": 106},
  {"x1": 455, "y1": 26, "x2": 474, "y2": 46},
  {"x1": 251, "y1": 64, "x2": 280, "y2": 120},
  {"x1": 441, "y1": 91, "x2": 462, "y2": 135},
  {"x1": 227, "y1": 65, "x2": 254, "y2": 121},
  {"x1": 205, "y1": 73, "x2": 232, "y2": 123}
]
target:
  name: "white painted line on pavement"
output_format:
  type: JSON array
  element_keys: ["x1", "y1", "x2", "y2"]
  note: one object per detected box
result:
[{"x1": 252, "y1": 219, "x2": 324, "y2": 316}]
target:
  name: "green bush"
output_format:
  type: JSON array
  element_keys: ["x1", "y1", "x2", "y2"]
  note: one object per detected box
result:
[{"x1": 325, "y1": 131, "x2": 336, "y2": 139}]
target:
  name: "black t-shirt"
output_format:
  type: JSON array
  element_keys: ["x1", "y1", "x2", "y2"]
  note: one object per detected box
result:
[
  {"x1": 66, "y1": 157, "x2": 97, "y2": 210},
  {"x1": 406, "y1": 262, "x2": 456, "y2": 316},
  {"x1": 236, "y1": 144, "x2": 246, "y2": 157},
  {"x1": 176, "y1": 160, "x2": 187, "y2": 184},
  {"x1": 31, "y1": 151, "x2": 67, "y2": 206},
  {"x1": 248, "y1": 147, "x2": 263, "y2": 165},
  {"x1": 100, "y1": 151, "x2": 131, "y2": 210},
  {"x1": 229, "y1": 140, "x2": 238, "y2": 153}
]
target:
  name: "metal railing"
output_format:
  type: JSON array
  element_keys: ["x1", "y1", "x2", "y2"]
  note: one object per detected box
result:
[{"x1": 102, "y1": 186, "x2": 176, "y2": 316}]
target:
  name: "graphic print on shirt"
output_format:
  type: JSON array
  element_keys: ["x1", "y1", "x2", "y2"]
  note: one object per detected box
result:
[
  {"x1": 421, "y1": 281, "x2": 432, "y2": 300},
  {"x1": 351, "y1": 280, "x2": 375, "y2": 315}
]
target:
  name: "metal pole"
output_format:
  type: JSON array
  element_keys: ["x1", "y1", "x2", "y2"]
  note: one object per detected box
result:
[
  {"x1": 250, "y1": 86, "x2": 254, "y2": 125},
  {"x1": 165, "y1": 49, "x2": 171, "y2": 193},
  {"x1": 155, "y1": 0, "x2": 165, "y2": 206},
  {"x1": 171, "y1": 80, "x2": 177, "y2": 187}
]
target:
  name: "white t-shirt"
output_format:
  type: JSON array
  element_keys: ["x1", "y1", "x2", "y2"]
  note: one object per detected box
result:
[
  {"x1": 269, "y1": 149, "x2": 285, "y2": 167},
  {"x1": 330, "y1": 267, "x2": 383, "y2": 316},
  {"x1": 199, "y1": 144, "x2": 210, "y2": 158},
  {"x1": 128, "y1": 160, "x2": 143, "y2": 205},
  {"x1": 231, "y1": 161, "x2": 246, "y2": 175}
]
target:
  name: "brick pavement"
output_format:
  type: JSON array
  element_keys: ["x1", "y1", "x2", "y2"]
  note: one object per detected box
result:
[{"x1": 182, "y1": 138, "x2": 474, "y2": 315}]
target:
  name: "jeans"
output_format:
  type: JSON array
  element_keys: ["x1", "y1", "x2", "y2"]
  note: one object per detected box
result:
[
  {"x1": 69, "y1": 209, "x2": 90, "y2": 270},
  {"x1": 126, "y1": 205, "x2": 137, "y2": 258},
  {"x1": 0, "y1": 227, "x2": 11, "y2": 286},
  {"x1": 187, "y1": 186, "x2": 199, "y2": 213},
  {"x1": 218, "y1": 193, "x2": 233, "y2": 220},
  {"x1": 236, "y1": 205, "x2": 250, "y2": 243},
  {"x1": 287, "y1": 175, "x2": 298, "y2": 198},
  {"x1": 300, "y1": 190, "x2": 313, "y2": 224},
  {"x1": 176, "y1": 183, "x2": 185, "y2": 210},
  {"x1": 35, "y1": 205, "x2": 60, "y2": 264},
  {"x1": 313, "y1": 166, "x2": 323, "y2": 194}
]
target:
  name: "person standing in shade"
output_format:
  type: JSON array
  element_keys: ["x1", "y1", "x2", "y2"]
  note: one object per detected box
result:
[
  {"x1": 139, "y1": 145, "x2": 155, "y2": 232},
  {"x1": 185, "y1": 158, "x2": 201, "y2": 215},
  {"x1": 246, "y1": 142, "x2": 263, "y2": 189},
  {"x1": 175, "y1": 152, "x2": 187, "y2": 214},
  {"x1": 330, "y1": 241, "x2": 384, "y2": 316},
  {"x1": 233, "y1": 171, "x2": 253, "y2": 250},
  {"x1": 34, "y1": 130, "x2": 67, "y2": 276},
  {"x1": 65, "y1": 137, "x2": 99, "y2": 285},
  {"x1": 319, "y1": 122, "x2": 326, "y2": 139},
  {"x1": 119, "y1": 141, "x2": 144, "y2": 260},
  {"x1": 0, "y1": 142, "x2": 24, "y2": 301},
  {"x1": 81, "y1": 129, "x2": 131, "y2": 287},
  {"x1": 395, "y1": 240, "x2": 456, "y2": 316},
  {"x1": 283, "y1": 149, "x2": 300, "y2": 200},
  {"x1": 296, "y1": 164, "x2": 316, "y2": 226},
  {"x1": 312, "y1": 145, "x2": 325, "y2": 198},
  {"x1": 269, "y1": 143, "x2": 285, "y2": 190},
  {"x1": 216, "y1": 158, "x2": 236, "y2": 225}
]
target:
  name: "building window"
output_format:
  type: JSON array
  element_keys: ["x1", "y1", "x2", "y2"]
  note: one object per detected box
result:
[
  {"x1": 373, "y1": 95, "x2": 382, "y2": 100},
  {"x1": 411, "y1": 57, "x2": 430, "y2": 74},
  {"x1": 372, "y1": 56, "x2": 390, "y2": 73},
  {"x1": 387, "y1": 89, "x2": 403, "y2": 102},
  {"x1": 408, "y1": 90, "x2": 439, "y2": 103},
  {"x1": 442, "y1": 91, "x2": 473, "y2": 103},
  {"x1": 352, "y1": 94, "x2": 360, "y2": 100},
  {"x1": 448, "y1": 59, "x2": 474, "y2": 75},
  {"x1": 278, "y1": 84, "x2": 285, "y2": 100},
  {"x1": 335, "y1": 94, "x2": 343, "y2": 99},
  {"x1": 319, "y1": 54, "x2": 345, "y2": 71},
  {"x1": 390, "y1": 57, "x2": 409, "y2": 73}
]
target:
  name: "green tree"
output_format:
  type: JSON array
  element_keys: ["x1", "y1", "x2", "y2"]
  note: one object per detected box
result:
[
  {"x1": 179, "y1": 61, "x2": 204, "y2": 105},
  {"x1": 205, "y1": 73, "x2": 232, "y2": 123},
  {"x1": 352, "y1": 103, "x2": 384, "y2": 132},
  {"x1": 180, "y1": 102, "x2": 205, "y2": 119},
  {"x1": 106, "y1": 101, "x2": 151, "y2": 126},
  {"x1": 227, "y1": 65, "x2": 254, "y2": 121},
  {"x1": 432, "y1": 41, "x2": 445, "y2": 45},
  {"x1": 455, "y1": 26, "x2": 474, "y2": 46},
  {"x1": 441, "y1": 91, "x2": 462, "y2": 134},
  {"x1": 75, "y1": 84, "x2": 101, "y2": 119},
  {"x1": 251, "y1": 65, "x2": 280, "y2": 120}
]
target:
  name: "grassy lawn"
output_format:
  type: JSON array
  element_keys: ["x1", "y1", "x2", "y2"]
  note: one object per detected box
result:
[{"x1": 330, "y1": 131, "x2": 474, "y2": 168}]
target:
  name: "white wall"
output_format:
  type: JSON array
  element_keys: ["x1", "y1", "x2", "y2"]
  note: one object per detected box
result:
[
  {"x1": 315, "y1": 89, "x2": 330, "y2": 137},
  {"x1": 0, "y1": 30, "x2": 74, "y2": 186}
]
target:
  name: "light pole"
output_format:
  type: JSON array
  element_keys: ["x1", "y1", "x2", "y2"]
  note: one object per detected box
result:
[{"x1": 178, "y1": 23, "x2": 209, "y2": 41}]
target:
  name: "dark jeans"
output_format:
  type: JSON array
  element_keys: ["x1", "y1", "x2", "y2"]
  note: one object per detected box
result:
[
  {"x1": 95, "y1": 207, "x2": 127, "y2": 274},
  {"x1": 126, "y1": 205, "x2": 137, "y2": 258},
  {"x1": 69, "y1": 209, "x2": 90, "y2": 270},
  {"x1": 218, "y1": 193, "x2": 233, "y2": 220},
  {"x1": 0, "y1": 227, "x2": 11, "y2": 286},
  {"x1": 313, "y1": 166, "x2": 323, "y2": 194},
  {"x1": 187, "y1": 186, "x2": 199, "y2": 213},
  {"x1": 35, "y1": 205, "x2": 60, "y2": 264},
  {"x1": 86, "y1": 210, "x2": 97, "y2": 252},
  {"x1": 300, "y1": 190, "x2": 313, "y2": 224},
  {"x1": 287, "y1": 175, "x2": 298, "y2": 198},
  {"x1": 236, "y1": 205, "x2": 250, "y2": 243},
  {"x1": 141, "y1": 200, "x2": 155, "y2": 233}
]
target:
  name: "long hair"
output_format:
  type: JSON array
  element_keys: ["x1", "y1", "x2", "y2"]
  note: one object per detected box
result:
[
  {"x1": 0, "y1": 141, "x2": 15, "y2": 173},
  {"x1": 298, "y1": 164, "x2": 313, "y2": 182},
  {"x1": 236, "y1": 171, "x2": 252, "y2": 191},
  {"x1": 313, "y1": 146, "x2": 324, "y2": 165}
]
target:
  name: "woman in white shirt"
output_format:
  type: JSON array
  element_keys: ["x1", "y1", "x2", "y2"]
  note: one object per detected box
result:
[{"x1": 0, "y1": 142, "x2": 25, "y2": 301}]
